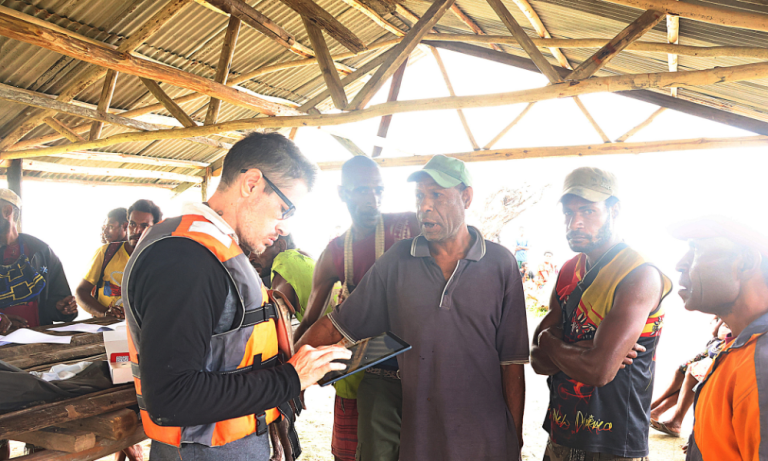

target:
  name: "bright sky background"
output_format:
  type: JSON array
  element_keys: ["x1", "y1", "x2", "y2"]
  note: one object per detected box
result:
[{"x1": 4, "y1": 47, "x2": 767, "y2": 441}]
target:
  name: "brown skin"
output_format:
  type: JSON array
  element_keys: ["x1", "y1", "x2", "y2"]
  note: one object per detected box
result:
[
  {"x1": 0, "y1": 203, "x2": 76, "y2": 333},
  {"x1": 530, "y1": 195, "x2": 661, "y2": 387},
  {"x1": 102, "y1": 218, "x2": 127, "y2": 244},
  {"x1": 206, "y1": 167, "x2": 351, "y2": 389},
  {"x1": 298, "y1": 177, "x2": 527, "y2": 451},
  {"x1": 76, "y1": 210, "x2": 156, "y2": 319},
  {"x1": 249, "y1": 242, "x2": 301, "y2": 314}
]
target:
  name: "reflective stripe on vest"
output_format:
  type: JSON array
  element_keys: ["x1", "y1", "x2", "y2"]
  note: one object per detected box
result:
[{"x1": 123, "y1": 214, "x2": 281, "y2": 447}]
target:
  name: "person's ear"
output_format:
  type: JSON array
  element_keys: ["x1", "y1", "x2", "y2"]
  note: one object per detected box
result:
[
  {"x1": 462, "y1": 186, "x2": 473, "y2": 209},
  {"x1": 242, "y1": 168, "x2": 264, "y2": 198},
  {"x1": 738, "y1": 247, "x2": 762, "y2": 278},
  {"x1": 2, "y1": 204, "x2": 13, "y2": 222},
  {"x1": 610, "y1": 201, "x2": 621, "y2": 219},
  {"x1": 121, "y1": 222, "x2": 128, "y2": 232}
]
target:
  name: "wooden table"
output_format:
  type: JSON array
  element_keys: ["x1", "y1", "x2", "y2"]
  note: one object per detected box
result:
[{"x1": 0, "y1": 318, "x2": 145, "y2": 460}]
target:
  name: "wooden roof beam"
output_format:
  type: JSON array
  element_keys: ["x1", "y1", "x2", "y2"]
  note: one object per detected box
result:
[
  {"x1": 51, "y1": 151, "x2": 208, "y2": 169},
  {"x1": 373, "y1": 57, "x2": 408, "y2": 157},
  {"x1": 140, "y1": 79, "x2": 198, "y2": 128},
  {"x1": 0, "y1": 11, "x2": 300, "y2": 117},
  {"x1": 205, "y1": 15, "x2": 241, "y2": 125},
  {"x1": 20, "y1": 160, "x2": 204, "y2": 183},
  {"x1": 337, "y1": 0, "x2": 406, "y2": 37},
  {"x1": 8, "y1": 59, "x2": 768, "y2": 159},
  {"x1": 615, "y1": 107, "x2": 667, "y2": 142},
  {"x1": 510, "y1": 0, "x2": 571, "y2": 69},
  {"x1": 572, "y1": 97, "x2": 610, "y2": 143},
  {"x1": 303, "y1": 17, "x2": 348, "y2": 110},
  {"x1": 483, "y1": 102, "x2": 535, "y2": 149},
  {"x1": 667, "y1": 12, "x2": 679, "y2": 97},
  {"x1": 429, "y1": 47, "x2": 479, "y2": 150},
  {"x1": 89, "y1": 70, "x2": 119, "y2": 141},
  {"x1": 0, "y1": 0, "x2": 191, "y2": 152},
  {"x1": 277, "y1": 0, "x2": 366, "y2": 53},
  {"x1": 348, "y1": 0, "x2": 456, "y2": 111},
  {"x1": 450, "y1": 4, "x2": 502, "y2": 52},
  {"x1": 42, "y1": 117, "x2": 85, "y2": 143}
]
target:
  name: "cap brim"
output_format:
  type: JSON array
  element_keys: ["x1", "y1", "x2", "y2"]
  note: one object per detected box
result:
[
  {"x1": 407, "y1": 169, "x2": 462, "y2": 188},
  {"x1": 560, "y1": 186, "x2": 612, "y2": 203}
]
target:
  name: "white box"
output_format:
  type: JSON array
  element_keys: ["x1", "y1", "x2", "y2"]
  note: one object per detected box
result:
[{"x1": 103, "y1": 328, "x2": 132, "y2": 384}]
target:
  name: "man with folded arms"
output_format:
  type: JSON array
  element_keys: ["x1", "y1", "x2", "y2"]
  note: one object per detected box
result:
[{"x1": 298, "y1": 155, "x2": 528, "y2": 461}]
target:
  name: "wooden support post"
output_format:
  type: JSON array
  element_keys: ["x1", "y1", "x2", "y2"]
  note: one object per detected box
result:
[
  {"x1": 276, "y1": 0, "x2": 366, "y2": 53},
  {"x1": 429, "y1": 47, "x2": 479, "y2": 150},
  {"x1": 483, "y1": 102, "x2": 535, "y2": 149},
  {"x1": 511, "y1": 0, "x2": 572, "y2": 69},
  {"x1": 288, "y1": 127, "x2": 298, "y2": 140},
  {"x1": 572, "y1": 97, "x2": 610, "y2": 143},
  {"x1": 372, "y1": 58, "x2": 408, "y2": 157},
  {"x1": 201, "y1": 167, "x2": 212, "y2": 201},
  {"x1": 90, "y1": 70, "x2": 119, "y2": 140},
  {"x1": 140, "y1": 78, "x2": 198, "y2": 128},
  {"x1": 565, "y1": 9, "x2": 665, "y2": 81},
  {"x1": 616, "y1": 107, "x2": 667, "y2": 142},
  {"x1": 450, "y1": 4, "x2": 502, "y2": 52},
  {"x1": 303, "y1": 17, "x2": 348, "y2": 110},
  {"x1": 0, "y1": 0, "x2": 190, "y2": 152},
  {"x1": 43, "y1": 117, "x2": 85, "y2": 143},
  {"x1": 667, "y1": 10, "x2": 680, "y2": 97},
  {"x1": 205, "y1": 15, "x2": 241, "y2": 125},
  {"x1": 0, "y1": 12, "x2": 299, "y2": 117},
  {"x1": 347, "y1": 0, "x2": 456, "y2": 110}
]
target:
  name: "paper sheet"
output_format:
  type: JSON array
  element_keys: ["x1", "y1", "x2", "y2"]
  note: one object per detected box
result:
[
  {"x1": 48, "y1": 321, "x2": 126, "y2": 334},
  {"x1": 0, "y1": 328, "x2": 72, "y2": 346}
]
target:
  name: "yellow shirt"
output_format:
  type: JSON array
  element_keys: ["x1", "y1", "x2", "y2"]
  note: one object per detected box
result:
[{"x1": 84, "y1": 242, "x2": 130, "y2": 308}]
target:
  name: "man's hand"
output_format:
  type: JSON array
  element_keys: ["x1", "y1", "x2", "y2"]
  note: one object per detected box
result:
[
  {"x1": 107, "y1": 303, "x2": 126, "y2": 319},
  {"x1": 115, "y1": 444, "x2": 144, "y2": 461},
  {"x1": 572, "y1": 339, "x2": 646, "y2": 369},
  {"x1": 56, "y1": 296, "x2": 78, "y2": 315},
  {"x1": 0, "y1": 313, "x2": 28, "y2": 334},
  {"x1": 288, "y1": 344, "x2": 351, "y2": 390}
]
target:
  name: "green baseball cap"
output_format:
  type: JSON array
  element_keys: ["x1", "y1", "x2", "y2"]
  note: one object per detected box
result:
[{"x1": 407, "y1": 155, "x2": 473, "y2": 188}]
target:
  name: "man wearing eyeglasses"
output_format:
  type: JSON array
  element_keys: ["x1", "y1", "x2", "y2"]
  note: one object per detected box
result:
[
  {"x1": 123, "y1": 133, "x2": 351, "y2": 461},
  {"x1": 294, "y1": 155, "x2": 417, "y2": 461}
]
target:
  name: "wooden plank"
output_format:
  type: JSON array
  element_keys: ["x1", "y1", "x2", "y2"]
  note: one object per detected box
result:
[
  {"x1": 277, "y1": 0, "x2": 366, "y2": 53},
  {"x1": 331, "y1": 134, "x2": 367, "y2": 156},
  {"x1": 89, "y1": 70, "x2": 119, "y2": 141},
  {"x1": 667, "y1": 11, "x2": 679, "y2": 97},
  {"x1": 0, "y1": 12, "x2": 299, "y2": 117},
  {"x1": 600, "y1": 0, "x2": 768, "y2": 33},
  {"x1": 429, "y1": 47, "x2": 479, "y2": 150},
  {"x1": 0, "y1": 0, "x2": 191, "y2": 152},
  {"x1": 171, "y1": 181, "x2": 197, "y2": 197},
  {"x1": 303, "y1": 17, "x2": 348, "y2": 110},
  {"x1": 57, "y1": 409, "x2": 138, "y2": 441},
  {"x1": 5, "y1": 343, "x2": 106, "y2": 369},
  {"x1": 483, "y1": 102, "x2": 535, "y2": 149},
  {"x1": 450, "y1": 4, "x2": 502, "y2": 52},
  {"x1": 572, "y1": 97, "x2": 610, "y2": 143},
  {"x1": 8, "y1": 59, "x2": 768, "y2": 159},
  {"x1": 14, "y1": 427, "x2": 96, "y2": 453},
  {"x1": 615, "y1": 106, "x2": 667, "y2": 141},
  {"x1": 17, "y1": 424, "x2": 146, "y2": 461},
  {"x1": 0, "y1": 385, "x2": 136, "y2": 438},
  {"x1": 0, "y1": 331, "x2": 105, "y2": 360},
  {"x1": 19, "y1": 160, "x2": 204, "y2": 184},
  {"x1": 372, "y1": 57, "x2": 407, "y2": 157},
  {"x1": 347, "y1": 0, "x2": 456, "y2": 110},
  {"x1": 140, "y1": 78, "x2": 198, "y2": 128},
  {"x1": 426, "y1": 40, "x2": 768, "y2": 137},
  {"x1": 51, "y1": 151, "x2": 208, "y2": 169},
  {"x1": 337, "y1": 0, "x2": 405, "y2": 36},
  {"x1": 42, "y1": 117, "x2": 85, "y2": 143},
  {"x1": 317, "y1": 135, "x2": 768, "y2": 170},
  {"x1": 510, "y1": 0, "x2": 571, "y2": 69},
  {"x1": 205, "y1": 15, "x2": 241, "y2": 125},
  {"x1": 565, "y1": 9, "x2": 665, "y2": 81}
]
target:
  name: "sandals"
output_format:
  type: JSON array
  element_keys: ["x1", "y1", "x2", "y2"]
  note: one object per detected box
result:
[{"x1": 650, "y1": 420, "x2": 682, "y2": 437}]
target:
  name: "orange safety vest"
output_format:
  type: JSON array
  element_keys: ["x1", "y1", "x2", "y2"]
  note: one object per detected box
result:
[{"x1": 123, "y1": 214, "x2": 288, "y2": 448}]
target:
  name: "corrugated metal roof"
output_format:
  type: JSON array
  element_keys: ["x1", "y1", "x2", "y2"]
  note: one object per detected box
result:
[{"x1": 0, "y1": 0, "x2": 766, "y2": 187}]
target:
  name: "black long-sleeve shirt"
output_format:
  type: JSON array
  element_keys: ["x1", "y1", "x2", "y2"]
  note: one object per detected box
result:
[{"x1": 127, "y1": 238, "x2": 301, "y2": 427}]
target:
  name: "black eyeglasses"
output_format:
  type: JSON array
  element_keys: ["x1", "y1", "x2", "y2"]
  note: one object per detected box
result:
[{"x1": 241, "y1": 169, "x2": 296, "y2": 220}]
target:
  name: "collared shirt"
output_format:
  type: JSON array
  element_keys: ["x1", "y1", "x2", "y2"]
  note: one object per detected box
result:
[
  {"x1": 329, "y1": 226, "x2": 529, "y2": 461},
  {"x1": 183, "y1": 202, "x2": 239, "y2": 244}
]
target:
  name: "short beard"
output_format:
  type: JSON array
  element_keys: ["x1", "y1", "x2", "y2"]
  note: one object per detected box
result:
[{"x1": 568, "y1": 218, "x2": 613, "y2": 254}]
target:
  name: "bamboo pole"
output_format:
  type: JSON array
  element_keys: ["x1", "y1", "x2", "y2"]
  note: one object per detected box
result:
[
  {"x1": 372, "y1": 58, "x2": 408, "y2": 157},
  {"x1": 429, "y1": 47, "x2": 480, "y2": 150},
  {"x1": 7, "y1": 60, "x2": 768, "y2": 160},
  {"x1": 483, "y1": 103, "x2": 536, "y2": 149},
  {"x1": 20, "y1": 160, "x2": 204, "y2": 183},
  {"x1": 303, "y1": 17, "x2": 348, "y2": 110},
  {"x1": 89, "y1": 70, "x2": 119, "y2": 141},
  {"x1": 347, "y1": 0, "x2": 456, "y2": 110},
  {"x1": 317, "y1": 135, "x2": 768, "y2": 169},
  {"x1": 615, "y1": 107, "x2": 667, "y2": 142},
  {"x1": 206, "y1": 15, "x2": 241, "y2": 125},
  {"x1": 43, "y1": 117, "x2": 85, "y2": 143},
  {"x1": 0, "y1": 0, "x2": 191, "y2": 152}
]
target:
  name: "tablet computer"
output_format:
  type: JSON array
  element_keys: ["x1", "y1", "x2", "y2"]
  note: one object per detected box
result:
[{"x1": 318, "y1": 332, "x2": 411, "y2": 387}]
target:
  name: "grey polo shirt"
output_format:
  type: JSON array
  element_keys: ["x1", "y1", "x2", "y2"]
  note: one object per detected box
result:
[{"x1": 329, "y1": 226, "x2": 529, "y2": 461}]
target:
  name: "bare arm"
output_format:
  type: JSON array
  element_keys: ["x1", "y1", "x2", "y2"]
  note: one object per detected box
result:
[
  {"x1": 75, "y1": 279, "x2": 109, "y2": 317},
  {"x1": 538, "y1": 265, "x2": 662, "y2": 387},
  {"x1": 293, "y1": 247, "x2": 339, "y2": 342},
  {"x1": 502, "y1": 364, "x2": 525, "y2": 456},
  {"x1": 296, "y1": 316, "x2": 344, "y2": 351},
  {"x1": 272, "y1": 274, "x2": 299, "y2": 317},
  {"x1": 530, "y1": 286, "x2": 563, "y2": 376}
]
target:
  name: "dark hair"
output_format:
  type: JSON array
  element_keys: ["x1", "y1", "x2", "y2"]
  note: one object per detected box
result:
[
  {"x1": 341, "y1": 156, "x2": 379, "y2": 186},
  {"x1": 107, "y1": 207, "x2": 128, "y2": 224},
  {"x1": 128, "y1": 200, "x2": 163, "y2": 225},
  {"x1": 279, "y1": 234, "x2": 296, "y2": 250},
  {"x1": 220, "y1": 132, "x2": 317, "y2": 192}
]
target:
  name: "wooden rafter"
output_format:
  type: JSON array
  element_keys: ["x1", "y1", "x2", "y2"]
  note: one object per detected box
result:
[
  {"x1": 615, "y1": 107, "x2": 667, "y2": 142},
  {"x1": 89, "y1": 70, "x2": 118, "y2": 141},
  {"x1": 277, "y1": 0, "x2": 365, "y2": 53},
  {"x1": 0, "y1": 12, "x2": 299, "y2": 117},
  {"x1": 42, "y1": 117, "x2": 85, "y2": 143},
  {"x1": 9, "y1": 59, "x2": 768, "y2": 160},
  {"x1": 317, "y1": 135, "x2": 768, "y2": 170},
  {"x1": 564, "y1": 9, "x2": 665, "y2": 81},
  {"x1": 429, "y1": 47, "x2": 479, "y2": 150},
  {"x1": 510, "y1": 0, "x2": 571, "y2": 69},
  {"x1": 303, "y1": 17, "x2": 348, "y2": 110},
  {"x1": 347, "y1": 0, "x2": 456, "y2": 111},
  {"x1": 0, "y1": 0, "x2": 190, "y2": 152},
  {"x1": 288, "y1": 127, "x2": 299, "y2": 140},
  {"x1": 450, "y1": 4, "x2": 502, "y2": 52},
  {"x1": 205, "y1": 15, "x2": 241, "y2": 125},
  {"x1": 140, "y1": 79, "x2": 198, "y2": 128},
  {"x1": 337, "y1": 0, "x2": 405, "y2": 37},
  {"x1": 20, "y1": 160, "x2": 204, "y2": 183},
  {"x1": 483, "y1": 102, "x2": 535, "y2": 149},
  {"x1": 572, "y1": 97, "x2": 610, "y2": 143},
  {"x1": 51, "y1": 151, "x2": 208, "y2": 169},
  {"x1": 667, "y1": 11, "x2": 679, "y2": 97},
  {"x1": 372, "y1": 58, "x2": 408, "y2": 158}
]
